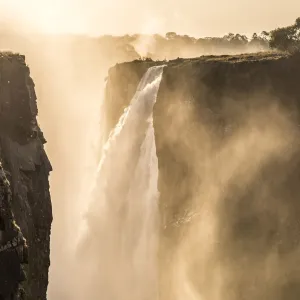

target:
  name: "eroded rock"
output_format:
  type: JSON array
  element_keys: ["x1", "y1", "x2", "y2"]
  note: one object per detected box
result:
[{"x1": 0, "y1": 52, "x2": 52, "y2": 300}]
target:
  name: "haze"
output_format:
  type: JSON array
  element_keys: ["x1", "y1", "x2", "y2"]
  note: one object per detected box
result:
[
  {"x1": 1, "y1": 0, "x2": 300, "y2": 37},
  {"x1": 1, "y1": 1, "x2": 300, "y2": 299}
]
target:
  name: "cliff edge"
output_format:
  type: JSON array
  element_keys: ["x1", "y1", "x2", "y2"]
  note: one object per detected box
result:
[
  {"x1": 0, "y1": 53, "x2": 52, "y2": 300},
  {"x1": 105, "y1": 51, "x2": 300, "y2": 300}
]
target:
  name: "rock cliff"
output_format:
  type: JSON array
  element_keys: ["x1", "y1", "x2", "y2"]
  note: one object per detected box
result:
[
  {"x1": 0, "y1": 53, "x2": 52, "y2": 300},
  {"x1": 105, "y1": 52, "x2": 300, "y2": 300}
]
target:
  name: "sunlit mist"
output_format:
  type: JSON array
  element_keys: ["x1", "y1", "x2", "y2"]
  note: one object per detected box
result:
[
  {"x1": 1, "y1": 1, "x2": 300, "y2": 300},
  {"x1": 1, "y1": 0, "x2": 300, "y2": 36}
]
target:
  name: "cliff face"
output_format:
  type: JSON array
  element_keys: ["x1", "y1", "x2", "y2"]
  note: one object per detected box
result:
[
  {"x1": 105, "y1": 52, "x2": 300, "y2": 300},
  {"x1": 0, "y1": 53, "x2": 52, "y2": 300}
]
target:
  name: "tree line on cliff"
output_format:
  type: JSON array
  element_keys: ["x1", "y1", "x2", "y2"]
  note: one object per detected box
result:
[
  {"x1": 93, "y1": 17, "x2": 300, "y2": 60},
  {"x1": 0, "y1": 17, "x2": 299, "y2": 64},
  {"x1": 98, "y1": 30, "x2": 269, "y2": 60}
]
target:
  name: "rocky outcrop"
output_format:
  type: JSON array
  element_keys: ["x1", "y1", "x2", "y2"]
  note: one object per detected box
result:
[
  {"x1": 0, "y1": 162, "x2": 28, "y2": 300},
  {"x1": 105, "y1": 52, "x2": 300, "y2": 300},
  {"x1": 0, "y1": 53, "x2": 52, "y2": 300}
]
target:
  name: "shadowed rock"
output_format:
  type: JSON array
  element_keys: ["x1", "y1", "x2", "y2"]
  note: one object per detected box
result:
[{"x1": 0, "y1": 52, "x2": 52, "y2": 300}]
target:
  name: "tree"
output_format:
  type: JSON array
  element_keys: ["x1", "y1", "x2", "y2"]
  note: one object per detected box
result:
[
  {"x1": 261, "y1": 31, "x2": 270, "y2": 40},
  {"x1": 248, "y1": 32, "x2": 269, "y2": 50},
  {"x1": 165, "y1": 32, "x2": 177, "y2": 40},
  {"x1": 269, "y1": 17, "x2": 300, "y2": 52}
]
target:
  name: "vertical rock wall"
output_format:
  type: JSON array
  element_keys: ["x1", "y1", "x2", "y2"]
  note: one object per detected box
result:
[
  {"x1": 0, "y1": 52, "x2": 52, "y2": 300},
  {"x1": 104, "y1": 52, "x2": 300, "y2": 300}
]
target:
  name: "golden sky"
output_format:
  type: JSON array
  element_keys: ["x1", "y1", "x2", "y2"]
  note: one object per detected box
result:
[{"x1": 1, "y1": 0, "x2": 299, "y2": 37}]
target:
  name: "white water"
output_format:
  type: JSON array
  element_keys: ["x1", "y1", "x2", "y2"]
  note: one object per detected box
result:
[{"x1": 74, "y1": 65, "x2": 165, "y2": 300}]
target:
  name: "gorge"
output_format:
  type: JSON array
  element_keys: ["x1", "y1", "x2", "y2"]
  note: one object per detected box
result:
[
  {"x1": 105, "y1": 52, "x2": 300, "y2": 300},
  {"x1": 1, "y1": 46, "x2": 300, "y2": 300}
]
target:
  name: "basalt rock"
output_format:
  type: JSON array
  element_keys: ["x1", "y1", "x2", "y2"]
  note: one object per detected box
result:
[
  {"x1": 0, "y1": 52, "x2": 52, "y2": 300},
  {"x1": 105, "y1": 51, "x2": 300, "y2": 300}
]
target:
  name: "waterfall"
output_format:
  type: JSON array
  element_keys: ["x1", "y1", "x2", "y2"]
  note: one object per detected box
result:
[{"x1": 75, "y1": 65, "x2": 165, "y2": 300}]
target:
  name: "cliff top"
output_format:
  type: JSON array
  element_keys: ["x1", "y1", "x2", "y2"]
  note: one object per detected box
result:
[
  {"x1": 112, "y1": 51, "x2": 289, "y2": 70},
  {"x1": 169, "y1": 51, "x2": 287, "y2": 64},
  {"x1": 0, "y1": 51, "x2": 26, "y2": 63}
]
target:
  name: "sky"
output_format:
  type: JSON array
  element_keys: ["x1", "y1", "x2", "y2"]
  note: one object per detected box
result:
[{"x1": 0, "y1": 0, "x2": 299, "y2": 37}]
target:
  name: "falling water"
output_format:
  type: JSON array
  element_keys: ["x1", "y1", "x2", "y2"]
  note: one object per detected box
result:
[{"x1": 75, "y1": 65, "x2": 165, "y2": 300}]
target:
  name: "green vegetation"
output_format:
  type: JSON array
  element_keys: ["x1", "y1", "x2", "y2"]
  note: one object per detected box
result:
[
  {"x1": 98, "y1": 31, "x2": 269, "y2": 60},
  {"x1": 0, "y1": 17, "x2": 299, "y2": 66},
  {"x1": 269, "y1": 18, "x2": 300, "y2": 52},
  {"x1": 100, "y1": 17, "x2": 300, "y2": 58}
]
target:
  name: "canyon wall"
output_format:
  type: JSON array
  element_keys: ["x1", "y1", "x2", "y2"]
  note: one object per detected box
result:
[
  {"x1": 0, "y1": 53, "x2": 52, "y2": 300},
  {"x1": 105, "y1": 52, "x2": 300, "y2": 300}
]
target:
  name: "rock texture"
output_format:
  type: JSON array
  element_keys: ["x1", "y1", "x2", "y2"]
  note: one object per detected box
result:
[
  {"x1": 105, "y1": 52, "x2": 300, "y2": 300},
  {"x1": 0, "y1": 53, "x2": 52, "y2": 300}
]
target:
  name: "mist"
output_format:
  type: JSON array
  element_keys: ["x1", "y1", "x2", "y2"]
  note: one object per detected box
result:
[
  {"x1": 159, "y1": 98, "x2": 300, "y2": 299},
  {"x1": 2, "y1": 0, "x2": 300, "y2": 36},
  {"x1": 0, "y1": 18, "x2": 111, "y2": 299},
  {"x1": 1, "y1": 2, "x2": 300, "y2": 300}
]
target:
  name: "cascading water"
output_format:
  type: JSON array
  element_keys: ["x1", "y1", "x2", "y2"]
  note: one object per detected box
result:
[{"x1": 75, "y1": 65, "x2": 165, "y2": 300}]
